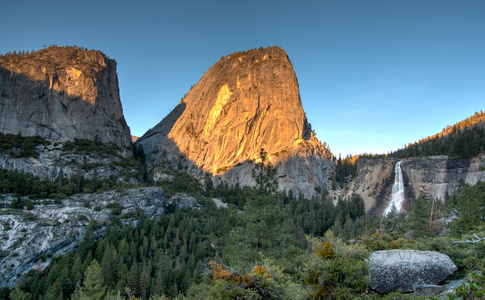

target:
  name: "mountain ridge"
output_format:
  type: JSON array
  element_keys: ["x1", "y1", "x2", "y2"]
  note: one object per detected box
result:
[{"x1": 136, "y1": 46, "x2": 334, "y2": 197}]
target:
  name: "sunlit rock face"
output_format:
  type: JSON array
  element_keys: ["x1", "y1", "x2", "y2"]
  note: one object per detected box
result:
[
  {"x1": 137, "y1": 46, "x2": 334, "y2": 197},
  {"x1": 0, "y1": 47, "x2": 132, "y2": 148}
]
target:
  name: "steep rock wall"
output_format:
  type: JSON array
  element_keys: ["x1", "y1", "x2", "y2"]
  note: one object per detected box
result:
[
  {"x1": 0, "y1": 47, "x2": 131, "y2": 148},
  {"x1": 339, "y1": 157, "x2": 397, "y2": 212},
  {"x1": 402, "y1": 154, "x2": 485, "y2": 201}
]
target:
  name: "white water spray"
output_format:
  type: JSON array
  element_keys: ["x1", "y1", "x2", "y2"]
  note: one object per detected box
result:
[{"x1": 383, "y1": 161, "x2": 405, "y2": 217}]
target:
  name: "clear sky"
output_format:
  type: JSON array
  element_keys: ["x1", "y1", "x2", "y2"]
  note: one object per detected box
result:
[{"x1": 1, "y1": 0, "x2": 484, "y2": 157}]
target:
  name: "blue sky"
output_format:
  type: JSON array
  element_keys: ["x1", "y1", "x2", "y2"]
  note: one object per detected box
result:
[{"x1": 1, "y1": 0, "x2": 484, "y2": 157}]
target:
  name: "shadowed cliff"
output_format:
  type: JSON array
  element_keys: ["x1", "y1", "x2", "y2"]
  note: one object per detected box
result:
[{"x1": 0, "y1": 46, "x2": 132, "y2": 148}]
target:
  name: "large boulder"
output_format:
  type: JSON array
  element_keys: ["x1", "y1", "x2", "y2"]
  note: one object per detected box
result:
[{"x1": 368, "y1": 250, "x2": 457, "y2": 294}]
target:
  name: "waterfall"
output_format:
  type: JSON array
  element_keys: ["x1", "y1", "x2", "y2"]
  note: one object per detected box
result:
[{"x1": 383, "y1": 161, "x2": 405, "y2": 217}]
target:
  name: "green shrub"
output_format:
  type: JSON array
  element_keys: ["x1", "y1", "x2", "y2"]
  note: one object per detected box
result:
[
  {"x1": 303, "y1": 231, "x2": 370, "y2": 300},
  {"x1": 22, "y1": 212, "x2": 37, "y2": 221},
  {"x1": 106, "y1": 202, "x2": 123, "y2": 215}
]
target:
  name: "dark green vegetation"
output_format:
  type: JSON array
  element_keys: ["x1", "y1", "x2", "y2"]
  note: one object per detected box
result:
[
  {"x1": 387, "y1": 111, "x2": 485, "y2": 159},
  {"x1": 62, "y1": 138, "x2": 122, "y2": 156},
  {"x1": 0, "y1": 168, "x2": 132, "y2": 200},
  {"x1": 3, "y1": 145, "x2": 485, "y2": 299},
  {"x1": 333, "y1": 155, "x2": 358, "y2": 187},
  {"x1": 0, "y1": 133, "x2": 48, "y2": 159}
]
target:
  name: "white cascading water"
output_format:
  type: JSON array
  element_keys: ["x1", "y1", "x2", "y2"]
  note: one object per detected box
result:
[{"x1": 383, "y1": 161, "x2": 405, "y2": 216}]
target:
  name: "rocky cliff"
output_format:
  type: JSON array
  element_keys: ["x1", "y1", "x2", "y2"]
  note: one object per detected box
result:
[
  {"x1": 0, "y1": 46, "x2": 131, "y2": 148},
  {"x1": 136, "y1": 47, "x2": 334, "y2": 197},
  {"x1": 342, "y1": 153, "x2": 485, "y2": 215},
  {"x1": 0, "y1": 141, "x2": 141, "y2": 184},
  {"x1": 402, "y1": 154, "x2": 485, "y2": 202},
  {"x1": 338, "y1": 157, "x2": 397, "y2": 212}
]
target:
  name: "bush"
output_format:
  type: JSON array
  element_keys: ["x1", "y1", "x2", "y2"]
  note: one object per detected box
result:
[
  {"x1": 22, "y1": 212, "x2": 37, "y2": 221},
  {"x1": 106, "y1": 202, "x2": 123, "y2": 215},
  {"x1": 0, "y1": 133, "x2": 47, "y2": 158},
  {"x1": 303, "y1": 231, "x2": 370, "y2": 300}
]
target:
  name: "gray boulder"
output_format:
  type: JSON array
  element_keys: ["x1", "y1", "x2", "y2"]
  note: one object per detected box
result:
[
  {"x1": 412, "y1": 284, "x2": 444, "y2": 297},
  {"x1": 368, "y1": 250, "x2": 457, "y2": 293}
]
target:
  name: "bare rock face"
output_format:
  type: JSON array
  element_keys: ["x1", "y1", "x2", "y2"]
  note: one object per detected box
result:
[
  {"x1": 136, "y1": 47, "x2": 334, "y2": 197},
  {"x1": 369, "y1": 250, "x2": 457, "y2": 294},
  {"x1": 0, "y1": 46, "x2": 131, "y2": 148},
  {"x1": 402, "y1": 154, "x2": 485, "y2": 201},
  {"x1": 338, "y1": 157, "x2": 397, "y2": 212}
]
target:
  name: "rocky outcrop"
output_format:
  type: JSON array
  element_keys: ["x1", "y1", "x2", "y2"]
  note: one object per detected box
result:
[
  {"x1": 0, "y1": 142, "x2": 141, "y2": 184},
  {"x1": 412, "y1": 284, "x2": 444, "y2": 297},
  {"x1": 136, "y1": 47, "x2": 334, "y2": 198},
  {"x1": 368, "y1": 250, "x2": 457, "y2": 293},
  {"x1": 0, "y1": 46, "x2": 131, "y2": 148},
  {"x1": 0, "y1": 187, "x2": 199, "y2": 287}
]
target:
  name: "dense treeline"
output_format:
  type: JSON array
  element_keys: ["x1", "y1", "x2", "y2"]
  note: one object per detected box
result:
[
  {"x1": 0, "y1": 137, "x2": 143, "y2": 200},
  {"x1": 387, "y1": 125, "x2": 485, "y2": 159},
  {"x1": 0, "y1": 168, "x2": 134, "y2": 200},
  {"x1": 333, "y1": 155, "x2": 359, "y2": 187},
  {"x1": 387, "y1": 111, "x2": 485, "y2": 159},
  {"x1": 2, "y1": 144, "x2": 485, "y2": 298},
  {"x1": 62, "y1": 138, "x2": 124, "y2": 156},
  {"x1": 421, "y1": 110, "x2": 485, "y2": 142},
  {"x1": 2, "y1": 153, "x2": 374, "y2": 299}
]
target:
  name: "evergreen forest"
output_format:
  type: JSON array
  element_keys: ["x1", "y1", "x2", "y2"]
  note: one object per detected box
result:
[{"x1": 1, "y1": 118, "x2": 485, "y2": 299}]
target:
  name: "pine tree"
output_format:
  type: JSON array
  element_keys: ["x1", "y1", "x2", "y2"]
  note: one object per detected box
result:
[
  {"x1": 72, "y1": 259, "x2": 106, "y2": 300},
  {"x1": 225, "y1": 148, "x2": 295, "y2": 268},
  {"x1": 128, "y1": 261, "x2": 140, "y2": 295},
  {"x1": 9, "y1": 285, "x2": 29, "y2": 300},
  {"x1": 46, "y1": 277, "x2": 63, "y2": 300},
  {"x1": 102, "y1": 245, "x2": 116, "y2": 288},
  {"x1": 139, "y1": 270, "x2": 150, "y2": 299},
  {"x1": 454, "y1": 181, "x2": 485, "y2": 234},
  {"x1": 412, "y1": 193, "x2": 433, "y2": 238},
  {"x1": 78, "y1": 222, "x2": 95, "y2": 260}
]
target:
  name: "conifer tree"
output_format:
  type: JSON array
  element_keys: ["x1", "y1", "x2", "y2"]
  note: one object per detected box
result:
[
  {"x1": 72, "y1": 259, "x2": 106, "y2": 300},
  {"x1": 411, "y1": 193, "x2": 433, "y2": 238},
  {"x1": 46, "y1": 277, "x2": 63, "y2": 300},
  {"x1": 9, "y1": 285, "x2": 29, "y2": 300},
  {"x1": 225, "y1": 148, "x2": 294, "y2": 268}
]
